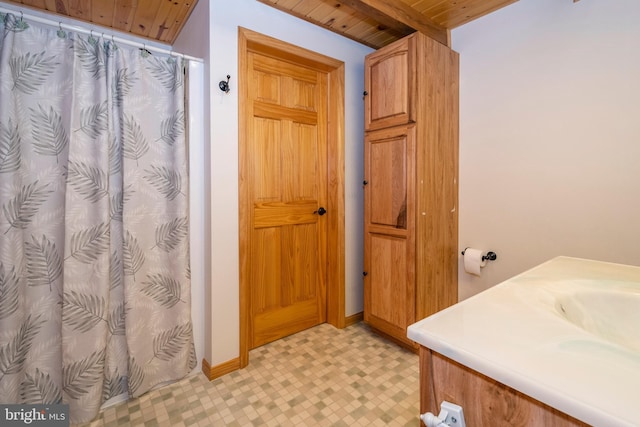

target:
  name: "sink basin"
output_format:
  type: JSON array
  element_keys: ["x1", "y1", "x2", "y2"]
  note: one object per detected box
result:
[{"x1": 555, "y1": 289, "x2": 640, "y2": 353}]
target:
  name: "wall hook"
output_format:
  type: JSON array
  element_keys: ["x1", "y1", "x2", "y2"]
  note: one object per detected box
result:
[{"x1": 219, "y1": 75, "x2": 231, "y2": 93}]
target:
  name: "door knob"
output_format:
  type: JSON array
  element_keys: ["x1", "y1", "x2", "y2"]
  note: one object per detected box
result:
[{"x1": 314, "y1": 207, "x2": 327, "y2": 216}]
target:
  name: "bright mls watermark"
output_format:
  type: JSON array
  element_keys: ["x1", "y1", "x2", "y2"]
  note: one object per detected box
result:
[{"x1": 1, "y1": 405, "x2": 69, "y2": 426}]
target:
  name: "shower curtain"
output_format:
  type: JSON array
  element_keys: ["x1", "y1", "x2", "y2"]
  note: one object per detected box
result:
[{"x1": 0, "y1": 13, "x2": 195, "y2": 423}]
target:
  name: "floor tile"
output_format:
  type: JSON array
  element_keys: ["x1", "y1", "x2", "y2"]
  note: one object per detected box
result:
[{"x1": 73, "y1": 322, "x2": 420, "y2": 426}]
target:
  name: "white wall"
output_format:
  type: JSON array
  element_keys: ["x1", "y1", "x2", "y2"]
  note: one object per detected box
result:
[
  {"x1": 452, "y1": 0, "x2": 640, "y2": 300},
  {"x1": 186, "y1": 61, "x2": 206, "y2": 374},
  {"x1": 174, "y1": 0, "x2": 210, "y2": 374},
  {"x1": 177, "y1": 0, "x2": 372, "y2": 366}
]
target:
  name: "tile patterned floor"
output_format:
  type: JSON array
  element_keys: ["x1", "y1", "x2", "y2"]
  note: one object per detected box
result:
[{"x1": 75, "y1": 322, "x2": 420, "y2": 427}]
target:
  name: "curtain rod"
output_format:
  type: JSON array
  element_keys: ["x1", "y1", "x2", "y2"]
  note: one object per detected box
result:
[{"x1": 0, "y1": 4, "x2": 204, "y2": 63}]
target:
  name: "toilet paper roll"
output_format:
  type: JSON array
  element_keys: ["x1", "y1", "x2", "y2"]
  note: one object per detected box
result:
[{"x1": 463, "y1": 248, "x2": 487, "y2": 276}]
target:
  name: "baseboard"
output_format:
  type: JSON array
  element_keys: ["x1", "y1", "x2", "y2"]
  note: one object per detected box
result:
[
  {"x1": 202, "y1": 357, "x2": 241, "y2": 381},
  {"x1": 344, "y1": 312, "x2": 363, "y2": 327}
]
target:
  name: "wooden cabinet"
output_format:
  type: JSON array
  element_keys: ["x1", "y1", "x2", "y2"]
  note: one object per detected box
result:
[{"x1": 363, "y1": 32, "x2": 459, "y2": 348}]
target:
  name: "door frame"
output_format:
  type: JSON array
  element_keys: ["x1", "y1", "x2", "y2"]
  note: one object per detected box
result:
[{"x1": 238, "y1": 27, "x2": 346, "y2": 368}]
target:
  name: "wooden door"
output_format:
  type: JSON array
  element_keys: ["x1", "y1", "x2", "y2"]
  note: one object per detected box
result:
[
  {"x1": 245, "y1": 50, "x2": 328, "y2": 349},
  {"x1": 363, "y1": 125, "x2": 416, "y2": 347}
]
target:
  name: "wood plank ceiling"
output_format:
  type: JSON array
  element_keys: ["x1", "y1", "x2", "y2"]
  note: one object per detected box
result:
[
  {"x1": 1, "y1": 0, "x2": 199, "y2": 44},
  {"x1": 1, "y1": 0, "x2": 518, "y2": 48},
  {"x1": 259, "y1": 0, "x2": 519, "y2": 49}
]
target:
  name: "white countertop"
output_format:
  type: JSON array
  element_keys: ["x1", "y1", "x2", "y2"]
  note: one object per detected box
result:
[{"x1": 407, "y1": 256, "x2": 640, "y2": 427}]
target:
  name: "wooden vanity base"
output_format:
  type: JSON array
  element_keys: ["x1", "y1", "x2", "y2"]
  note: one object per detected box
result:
[{"x1": 419, "y1": 347, "x2": 589, "y2": 427}]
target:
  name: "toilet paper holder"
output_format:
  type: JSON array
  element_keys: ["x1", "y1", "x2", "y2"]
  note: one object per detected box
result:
[{"x1": 461, "y1": 248, "x2": 497, "y2": 262}]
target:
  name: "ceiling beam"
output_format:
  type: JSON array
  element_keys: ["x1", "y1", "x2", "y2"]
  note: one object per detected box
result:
[{"x1": 339, "y1": 0, "x2": 449, "y2": 46}]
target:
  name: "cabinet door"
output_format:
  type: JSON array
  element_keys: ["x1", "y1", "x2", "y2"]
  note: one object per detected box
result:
[
  {"x1": 364, "y1": 35, "x2": 414, "y2": 131},
  {"x1": 364, "y1": 126, "x2": 416, "y2": 346},
  {"x1": 366, "y1": 128, "x2": 411, "y2": 229},
  {"x1": 365, "y1": 233, "x2": 415, "y2": 344}
]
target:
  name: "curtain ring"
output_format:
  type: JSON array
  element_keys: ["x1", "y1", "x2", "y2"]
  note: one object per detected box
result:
[
  {"x1": 141, "y1": 43, "x2": 151, "y2": 58},
  {"x1": 57, "y1": 22, "x2": 66, "y2": 38}
]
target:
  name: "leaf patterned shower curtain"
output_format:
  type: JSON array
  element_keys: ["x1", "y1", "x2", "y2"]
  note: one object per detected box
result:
[{"x1": 0, "y1": 13, "x2": 195, "y2": 423}]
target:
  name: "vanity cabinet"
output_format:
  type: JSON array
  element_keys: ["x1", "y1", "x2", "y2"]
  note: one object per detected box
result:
[{"x1": 363, "y1": 32, "x2": 459, "y2": 348}]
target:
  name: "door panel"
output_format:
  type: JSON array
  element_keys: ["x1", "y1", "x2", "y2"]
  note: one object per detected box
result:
[
  {"x1": 248, "y1": 50, "x2": 328, "y2": 349},
  {"x1": 253, "y1": 117, "x2": 281, "y2": 199}
]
